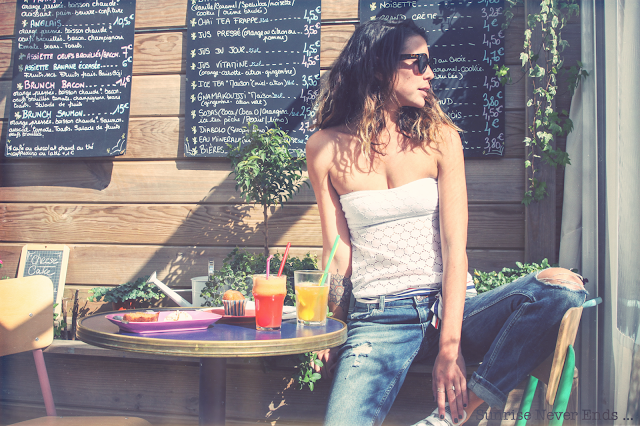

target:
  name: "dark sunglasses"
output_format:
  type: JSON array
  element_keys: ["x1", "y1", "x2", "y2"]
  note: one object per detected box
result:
[{"x1": 399, "y1": 53, "x2": 433, "y2": 74}]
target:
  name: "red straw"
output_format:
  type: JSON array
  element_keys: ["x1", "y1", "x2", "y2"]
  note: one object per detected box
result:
[
  {"x1": 265, "y1": 255, "x2": 274, "y2": 279},
  {"x1": 277, "y1": 242, "x2": 291, "y2": 277}
]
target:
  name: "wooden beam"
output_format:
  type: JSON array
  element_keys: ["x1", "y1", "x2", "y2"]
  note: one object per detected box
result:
[
  {"x1": 0, "y1": 0, "x2": 16, "y2": 36},
  {"x1": 0, "y1": 112, "x2": 526, "y2": 160},
  {"x1": 0, "y1": 73, "x2": 527, "y2": 119},
  {"x1": 0, "y1": 0, "x2": 361, "y2": 37},
  {"x1": 0, "y1": 38, "x2": 11, "y2": 77},
  {"x1": 0, "y1": 243, "x2": 523, "y2": 287},
  {"x1": 0, "y1": 203, "x2": 524, "y2": 248},
  {"x1": 0, "y1": 158, "x2": 524, "y2": 203},
  {"x1": 0, "y1": 22, "x2": 527, "y2": 79}
]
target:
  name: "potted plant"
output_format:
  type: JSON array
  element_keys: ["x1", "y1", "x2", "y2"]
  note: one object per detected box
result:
[
  {"x1": 88, "y1": 275, "x2": 165, "y2": 310},
  {"x1": 201, "y1": 248, "x2": 317, "y2": 307},
  {"x1": 227, "y1": 123, "x2": 308, "y2": 256}
]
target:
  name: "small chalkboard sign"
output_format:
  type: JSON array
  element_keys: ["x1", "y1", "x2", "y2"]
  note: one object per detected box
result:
[
  {"x1": 360, "y1": 0, "x2": 506, "y2": 157},
  {"x1": 17, "y1": 244, "x2": 70, "y2": 316},
  {"x1": 5, "y1": 0, "x2": 137, "y2": 158}
]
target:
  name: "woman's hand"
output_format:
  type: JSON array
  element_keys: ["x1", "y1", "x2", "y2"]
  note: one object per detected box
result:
[
  {"x1": 312, "y1": 347, "x2": 339, "y2": 379},
  {"x1": 432, "y1": 348, "x2": 468, "y2": 423}
]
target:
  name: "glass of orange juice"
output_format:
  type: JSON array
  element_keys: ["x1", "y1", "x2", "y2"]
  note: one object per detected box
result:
[
  {"x1": 294, "y1": 270, "x2": 330, "y2": 326},
  {"x1": 252, "y1": 274, "x2": 287, "y2": 331}
]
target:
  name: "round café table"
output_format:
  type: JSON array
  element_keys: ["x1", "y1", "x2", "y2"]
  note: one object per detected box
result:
[{"x1": 77, "y1": 308, "x2": 347, "y2": 426}]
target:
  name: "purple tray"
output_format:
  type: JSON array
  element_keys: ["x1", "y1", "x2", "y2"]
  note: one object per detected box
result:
[{"x1": 106, "y1": 311, "x2": 222, "y2": 334}]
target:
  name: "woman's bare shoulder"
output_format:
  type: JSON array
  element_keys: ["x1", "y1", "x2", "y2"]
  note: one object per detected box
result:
[
  {"x1": 431, "y1": 124, "x2": 463, "y2": 157},
  {"x1": 432, "y1": 124, "x2": 465, "y2": 175},
  {"x1": 436, "y1": 123, "x2": 462, "y2": 146},
  {"x1": 306, "y1": 125, "x2": 354, "y2": 159}
]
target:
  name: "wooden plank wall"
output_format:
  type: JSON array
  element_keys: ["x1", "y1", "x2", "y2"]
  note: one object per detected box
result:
[
  {"x1": 0, "y1": 1, "x2": 579, "y2": 302},
  {"x1": 0, "y1": 343, "x2": 538, "y2": 426}
]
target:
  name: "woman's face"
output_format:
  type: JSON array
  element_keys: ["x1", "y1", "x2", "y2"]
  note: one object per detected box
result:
[{"x1": 391, "y1": 35, "x2": 434, "y2": 110}]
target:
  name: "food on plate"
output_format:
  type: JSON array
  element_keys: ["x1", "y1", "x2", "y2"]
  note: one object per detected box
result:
[
  {"x1": 222, "y1": 290, "x2": 246, "y2": 316},
  {"x1": 163, "y1": 310, "x2": 193, "y2": 321},
  {"x1": 223, "y1": 290, "x2": 245, "y2": 300},
  {"x1": 122, "y1": 312, "x2": 159, "y2": 322}
]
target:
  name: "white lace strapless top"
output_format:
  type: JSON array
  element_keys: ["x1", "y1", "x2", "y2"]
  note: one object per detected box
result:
[{"x1": 340, "y1": 178, "x2": 445, "y2": 299}]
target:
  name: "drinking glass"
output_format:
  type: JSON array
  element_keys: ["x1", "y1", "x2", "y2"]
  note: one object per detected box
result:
[
  {"x1": 252, "y1": 274, "x2": 286, "y2": 331},
  {"x1": 294, "y1": 270, "x2": 330, "y2": 326}
]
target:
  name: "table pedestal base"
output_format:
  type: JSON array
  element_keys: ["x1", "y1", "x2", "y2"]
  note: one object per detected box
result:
[{"x1": 199, "y1": 357, "x2": 227, "y2": 426}]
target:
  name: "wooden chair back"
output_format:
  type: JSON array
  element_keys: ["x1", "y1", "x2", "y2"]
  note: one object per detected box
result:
[
  {"x1": 529, "y1": 305, "x2": 583, "y2": 405},
  {"x1": 0, "y1": 276, "x2": 54, "y2": 357},
  {"x1": 1, "y1": 276, "x2": 153, "y2": 425}
]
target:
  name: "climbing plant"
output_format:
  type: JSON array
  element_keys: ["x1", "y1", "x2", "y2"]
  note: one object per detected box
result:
[{"x1": 496, "y1": 0, "x2": 588, "y2": 204}]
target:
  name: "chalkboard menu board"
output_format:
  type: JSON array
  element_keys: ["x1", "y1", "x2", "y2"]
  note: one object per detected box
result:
[
  {"x1": 185, "y1": 0, "x2": 321, "y2": 157},
  {"x1": 360, "y1": 0, "x2": 505, "y2": 157},
  {"x1": 5, "y1": 0, "x2": 136, "y2": 158},
  {"x1": 18, "y1": 244, "x2": 70, "y2": 316}
]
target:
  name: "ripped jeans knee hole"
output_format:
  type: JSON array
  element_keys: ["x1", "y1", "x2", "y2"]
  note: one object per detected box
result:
[{"x1": 536, "y1": 267, "x2": 586, "y2": 291}]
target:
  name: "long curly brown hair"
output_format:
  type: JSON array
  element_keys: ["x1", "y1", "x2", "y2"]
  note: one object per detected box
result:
[{"x1": 313, "y1": 19, "x2": 457, "y2": 155}]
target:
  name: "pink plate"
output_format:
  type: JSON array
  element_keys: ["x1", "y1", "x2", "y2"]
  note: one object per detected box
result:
[{"x1": 106, "y1": 311, "x2": 222, "y2": 334}]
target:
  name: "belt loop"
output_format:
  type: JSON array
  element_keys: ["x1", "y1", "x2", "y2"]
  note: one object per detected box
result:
[{"x1": 379, "y1": 295, "x2": 385, "y2": 312}]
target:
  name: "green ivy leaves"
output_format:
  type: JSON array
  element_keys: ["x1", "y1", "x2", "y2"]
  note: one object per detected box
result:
[
  {"x1": 501, "y1": 0, "x2": 587, "y2": 205},
  {"x1": 88, "y1": 276, "x2": 166, "y2": 304},
  {"x1": 296, "y1": 352, "x2": 323, "y2": 391},
  {"x1": 473, "y1": 259, "x2": 552, "y2": 293}
]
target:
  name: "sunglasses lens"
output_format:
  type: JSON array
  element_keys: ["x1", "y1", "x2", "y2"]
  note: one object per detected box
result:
[
  {"x1": 399, "y1": 54, "x2": 431, "y2": 73},
  {"x1": 420, "y1": 55, "x2": 430, "y2": 73}
]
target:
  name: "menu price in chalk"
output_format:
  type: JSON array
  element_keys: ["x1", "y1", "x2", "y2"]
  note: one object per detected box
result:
[
  {"x1": 185, "y1": 0, "x2": 321, "y2": 157},
  {"x1": 5, "y1": 0, "x2": 136, "y2": 158},
  {"x1": 361, "y1": 0, "x2": 505, "y2": 157}
]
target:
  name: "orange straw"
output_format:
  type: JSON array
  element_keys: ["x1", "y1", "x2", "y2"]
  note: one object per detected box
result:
[{"x1": 277, "y1": 242, "x2": 291, "y2": 277}]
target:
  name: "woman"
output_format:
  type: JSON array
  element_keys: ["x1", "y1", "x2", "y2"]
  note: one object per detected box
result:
[{"x1": 306, "y1": 19, "x2": 587, "y2": 426}]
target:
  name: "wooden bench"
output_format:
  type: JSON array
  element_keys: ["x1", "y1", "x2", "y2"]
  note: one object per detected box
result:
[{"x1": 0, "y1": 340, "x2": 563, "y2": 426}]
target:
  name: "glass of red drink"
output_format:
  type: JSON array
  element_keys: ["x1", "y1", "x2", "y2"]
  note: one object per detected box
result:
[{"x1": 252, "y1": 274, "x2": 286, "y2": 331}]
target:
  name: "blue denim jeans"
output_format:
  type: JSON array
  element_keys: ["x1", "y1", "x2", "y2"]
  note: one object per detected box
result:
[{"x1": 324, "y1": 271, "x2": 588, "y2": 426}]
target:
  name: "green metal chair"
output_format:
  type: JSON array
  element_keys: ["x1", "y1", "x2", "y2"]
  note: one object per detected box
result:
[{"x1": 516, "y1": 297, "x2": 602, "y2": 426}]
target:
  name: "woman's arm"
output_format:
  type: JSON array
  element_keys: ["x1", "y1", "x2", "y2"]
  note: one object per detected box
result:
[
  {"x1": 306, "y1": 129, "x2": 353, "y2": 322},
  {"x1": 433, "y1": 126, "x2": 469, "y2": 422},
  {"x1": 306, "y1": 130, "x2": 353, "y2": 378}
]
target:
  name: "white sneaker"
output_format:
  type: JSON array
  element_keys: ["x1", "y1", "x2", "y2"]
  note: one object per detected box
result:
[{"x1": 411, "y1": 403, "x2": 467, "y2": 426}]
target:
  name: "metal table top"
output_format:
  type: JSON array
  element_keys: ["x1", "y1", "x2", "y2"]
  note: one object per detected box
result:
[{"x1": 77, "y1": 307, "x2": 347, "y2": 358}]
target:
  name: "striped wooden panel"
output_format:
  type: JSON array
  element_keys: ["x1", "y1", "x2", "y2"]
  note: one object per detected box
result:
[
  {"x1": 0, "y1": 0, "x2": 16, "y2": 36},
  {"x1": 118, "y1": 111, "x2": 523, "y2": 158},
  {"x1": 0, "y1": 0, "x2": 364, "y2": 37},
  {"x1": 0, "y1": 158, "x2": 524, "y2": 203},
  {"x1": 0, "y1": 347, "x2": 532, "y2": 425},
  {"x1": 0, "y1": 74, "x2": 526, "y2": 119},
  {"x1": 0, "y1": 38, "x2": 11, "y2": 76},
  {"x1": 0, "y1": 22, "x2": 530, "y2": 78},
  {"x1": 0, "y1": 79, "x2": 9, "y2": 117},
  {"x1": 0, "y1": 203, "x2": 524, "y2": 248},
  {"x1": 0, "y1": 109, "x2": 524, "y2": 159},
  {"x1": 0, "y1": 243, "x2": 524, "y2": 287}
]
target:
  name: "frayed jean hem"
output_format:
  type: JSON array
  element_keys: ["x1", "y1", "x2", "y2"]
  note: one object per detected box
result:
[{"x1": 468, "y1": 371, "x2": 508, "y2": 409}]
